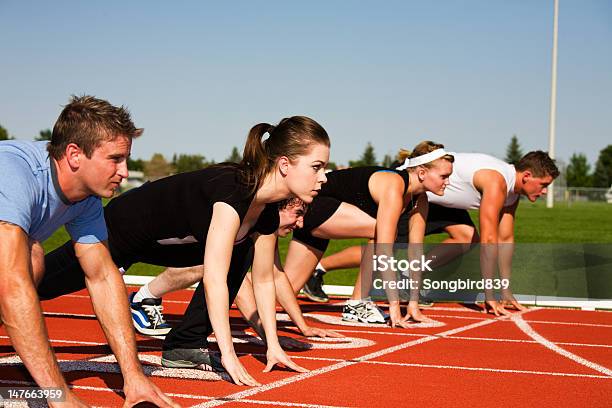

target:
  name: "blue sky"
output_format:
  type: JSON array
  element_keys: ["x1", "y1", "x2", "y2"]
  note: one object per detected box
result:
[{"x1": 1, "y1": 0, "x2": 610, "y2": 167}]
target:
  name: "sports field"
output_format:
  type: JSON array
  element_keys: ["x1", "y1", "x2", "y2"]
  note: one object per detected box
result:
[
  {"x1": 42, "y1": 200, "x2": 612, "y2": 288},
  {"x1": 2, "y1": 288, "x2": 611, "y2": 407}
]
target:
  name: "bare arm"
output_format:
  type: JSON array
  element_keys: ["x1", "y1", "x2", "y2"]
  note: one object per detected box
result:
[
  {"x1": 250, "y1": 233, "x2": 281, "y2": 346},
  {"x1": 473, "y1": 170, "x2": 509, "y2": 316},
  {"x1": 498, "y1": 199, "x2": 518, "y2": 245},
  {"x1": 497, "y1": 200, "x2": 518, "y2": 275},
  {"x1": 370, "y1": 172, "x2": 407, "y2": 327},
  {"x1": 76, "y1": 241, "x2": 177, "y2": 408},
  {"x1": 234, "y1": 275, "x2": 264, "y2": 338},
  {"x1": 203, "y1": 202, "x2": 260, "y2": 386},
  {"x1": 404, "y1": 195, "x2": 433, "y2": 322},
  {"x1": 251, "y1": 233, "x2": 307, "y2": 373},
  {"x1": 235, "y1": 244, "x2": 341, "y2": 340},
  {"x1": 77, "y1": 242, "x2": 142, "y2": 375},
  {"x1": 369, "y1": 172, "x2": 405, "y2": 247},
  {"x1": 233, "y1": 243, "x2": 282, "y2": 339},
  {"x1": 0, "y1": 222, "x2": 76, "y2": 405},
  {"x1": 497, "y1": 200, "x2": 526, "y2": 310},
  {"x1": 271, "y1": 247, "x2": 342, "y2": 338}
]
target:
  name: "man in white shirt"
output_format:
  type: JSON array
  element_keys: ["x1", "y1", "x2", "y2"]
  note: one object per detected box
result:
[{"x1": 423, "y1": 151, "x2": 559, "y2": 314}]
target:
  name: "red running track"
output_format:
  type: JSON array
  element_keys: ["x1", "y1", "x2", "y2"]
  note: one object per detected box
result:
[{"x1": 1, "y1": 286, "x2": 611, "y2": 407}]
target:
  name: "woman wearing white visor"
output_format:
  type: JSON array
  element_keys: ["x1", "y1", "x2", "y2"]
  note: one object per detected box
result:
[{"x1": 284, "y1": 142, "x2": 454, "y2": 327}]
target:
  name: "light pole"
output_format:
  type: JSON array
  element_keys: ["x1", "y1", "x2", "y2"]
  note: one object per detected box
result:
[{"x1": 547, "y1": 0, "x2": 559, "y2": 208}]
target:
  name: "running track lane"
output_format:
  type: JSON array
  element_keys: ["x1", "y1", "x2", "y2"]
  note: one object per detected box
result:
[{"x1": 1, "y1": 291, "x2": 611, "y2": 407}]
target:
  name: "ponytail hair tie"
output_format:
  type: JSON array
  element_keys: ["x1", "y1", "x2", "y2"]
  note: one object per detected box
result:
[{"x1": 266, "y1": 125, "x2": 276, "y2": 136}]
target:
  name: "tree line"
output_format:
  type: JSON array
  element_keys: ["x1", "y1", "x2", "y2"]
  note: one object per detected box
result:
[
  {"x1": 0, "y1": 125, "x2": 52, "y2": 141},
  {"x1": 2, "y1": 123, "x2": 610, "y2": 188},
  {"x1": 133, "y1": 147, "x2": 242, "y2": 180}
]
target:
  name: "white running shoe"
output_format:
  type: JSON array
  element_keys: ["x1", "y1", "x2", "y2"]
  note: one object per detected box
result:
[{"x1": 342, "y1": 299, "x2": 388, "y2": 324}]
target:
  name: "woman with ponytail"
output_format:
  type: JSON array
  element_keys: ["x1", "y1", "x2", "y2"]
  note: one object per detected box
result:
[
  {"x1": 159, "y1": 117, "x2": 330, "y2": 385},
  {"x1": 40, "y1": 116, "x2": 330, "y2": 387}
]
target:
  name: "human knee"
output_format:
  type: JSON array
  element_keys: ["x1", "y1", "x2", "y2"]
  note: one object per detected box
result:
[{"x1": 448, "y1": 225, "x2": 478, "y2": 244}]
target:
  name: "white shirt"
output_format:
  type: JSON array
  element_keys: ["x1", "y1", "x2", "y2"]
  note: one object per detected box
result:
[{"x1": 427, "y1": 153, "x2": 520, "y2": 210}]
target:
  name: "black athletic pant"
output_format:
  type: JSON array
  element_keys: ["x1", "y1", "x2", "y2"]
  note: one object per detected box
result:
[
  {"x1": 395, "y1": 203, "x2": 476, "y2": 243},
  {"x1": 163, "y1": 238, "x2": 255, "y2": 350},
  {"x1": 39, "y1": 237, "x2": 208, "y2": 300},
  {"x1": 39, "y1": 240, "x2": 134, "y2": 300},
  {"x1": 40, "y1": 237, "x2": 255, "y2": 351}
]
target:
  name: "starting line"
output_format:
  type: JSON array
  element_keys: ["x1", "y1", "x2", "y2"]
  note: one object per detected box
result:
[{"x1": 282, "y1": 312, "x2": 446, "y2": 329}]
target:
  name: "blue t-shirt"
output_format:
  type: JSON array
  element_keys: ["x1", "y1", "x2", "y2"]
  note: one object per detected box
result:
[{"x1": 0, "y1": 140, "x2": 107, "y2": 243}]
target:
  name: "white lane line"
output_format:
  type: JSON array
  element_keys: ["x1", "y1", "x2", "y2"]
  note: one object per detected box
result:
[
  {"x1": 284, "y1": 353, "x2": 612, "y2": 379},
  {"x1": 42, "y1": 311, "x2": 100, "y2": 319},
  {"x1": 0, "y1": 334, "x2": 374, "y2": 353},
  {"x1": 282, "y1": 312, "x2": 446, "y2": 329},
  {"x1": 54, "y1": 308, "x2": 603, "y2": 328},
  {"x1": 331, "y1": 329, "x2": 432, "y2": 337},
  {"x1": 55, "y1": 292, "x2": 612, "y2": 317},
  {"x1": 4, "y1": 321, "x2": 611, "y2": 357},
  {"x1": 225, "y1": 401, "x2": 349, "y2": 408},
  {"x1": 0, "y1": 335, "x2": 106, "y2": 346},
  {"x1": 361, "y1": 360, "x2": 612, "y2": 379},
  {"x1": 268, "y1": 314, "x2": 612, "y2": 329},
  {"x1": 423, "y1": 314, "x2": 488, "y2": 321},
  {"x1": 0, "y1": 354, "x2": 230, "y2": 382},
  {"x1": 521, "y1": 319, "x2": 612, "y2": 329},
  {"x1": 447, "y1": 335, "x2": 612, "y2": 349},
  {"x1": 190, "y1": 311, "x2": 529, "y2": 408},
  {"x1": 42, "y1": 309, "x2": 612, "y2": 328},
  {"x1": 511, "y1": 313, "x2": 612, "y2": 377},
  {"x1": 5, "y1": 319, "x2": 611, "y2": 354},
  {"x1": 326, "y1": 330, "x2": 612, "y2": 348}
]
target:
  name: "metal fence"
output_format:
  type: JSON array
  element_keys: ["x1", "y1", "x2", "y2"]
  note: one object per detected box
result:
[{"x1": 552, "y1": 186, "x2": 612, "y2": 203}]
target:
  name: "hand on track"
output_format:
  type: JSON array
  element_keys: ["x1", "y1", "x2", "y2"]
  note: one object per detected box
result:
[
  {"x1": 300, "y1": 325, "x2": 344, "y2": 338},
  {"x1": 264, "y1": 346, "x2": 309, "y2": 374},
  {"x1": 404, "y1": 303, "x2": 435, "y2": 323},
  {"x1": 389, "y1": 305, "x2": 412, "y2": 329},
  {"x1": 278, "y1": 336, "x2": 310, "y2": 350},
  {"x1": 501, "y1": 290, "x2": 528, "y2": 311},
  {"x1": 483, "y1": 300, "x2": 512, "y2": 317},
  {"x1": 122, "y1": 374, "x2": 180, "y2": 407},
  {"x1": 221, "y1": 352, "x2": 261, "y2": 387}
]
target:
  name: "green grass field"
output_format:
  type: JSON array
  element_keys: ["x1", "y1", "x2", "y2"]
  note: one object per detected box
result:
[{"x1": 42, "y1": 200, "x2": 612, "y2": 292}]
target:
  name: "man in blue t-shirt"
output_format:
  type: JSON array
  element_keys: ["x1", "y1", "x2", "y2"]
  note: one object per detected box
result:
[{"x1": 0, "y1": 96, "x2": 177, "y2": 408}]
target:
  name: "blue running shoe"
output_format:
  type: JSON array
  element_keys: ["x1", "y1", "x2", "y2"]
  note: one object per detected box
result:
[{"x1": 129, "y1": 292, "x2": 171, "y2": 336}]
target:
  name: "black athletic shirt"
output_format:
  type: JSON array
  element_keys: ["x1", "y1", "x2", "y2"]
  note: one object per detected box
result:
[
  {"x1": 105, "y1": 165, "x2": 279, "y2": 255},
  {"x1": 319, "y1": 166, "x2": 410, "y2": 218}
]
